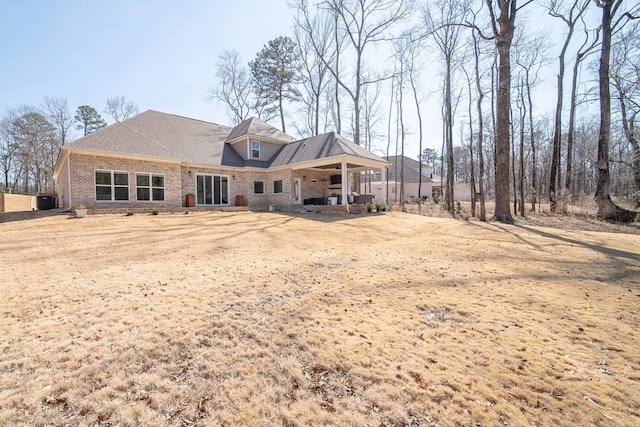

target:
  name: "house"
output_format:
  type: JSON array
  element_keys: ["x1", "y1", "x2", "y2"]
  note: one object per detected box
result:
[
  {"x1": 361, "y1": 155, "x2": 438, "y2": 202},
  {"x1": 53, "y1": 110, "x2": 389, "y2": 211},
  {"x1": 360, "y1": 155, "x2": 471, "y2": 203}
]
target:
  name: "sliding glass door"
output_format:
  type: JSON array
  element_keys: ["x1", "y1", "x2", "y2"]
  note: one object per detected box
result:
[{"x1": 196, "y1": 174, "x2": 229, "y2": 206}]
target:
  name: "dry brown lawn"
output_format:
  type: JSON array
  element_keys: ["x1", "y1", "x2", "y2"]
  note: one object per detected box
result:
[{"x1": 1, "y1": 210, "x2": 639, "y2": 426}]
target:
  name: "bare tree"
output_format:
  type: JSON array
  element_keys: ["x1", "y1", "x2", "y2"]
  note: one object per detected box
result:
[
  {"x1": 514, "y1": 76, "x2": 527, "y2": 216},
  {"x1": 361, "y1": 80, "x2": 384, "y2": 153},
  {"x1": 546, "y1": 0, "x2": 591, "y2": 213},
  {"x1": 514, "y1": 30, "x2": 549, "y2": 212},
  {"x1": 0, "y1": 113, "x2": 18, "y2": 190},
  {"x1": 462, "y1": 64, "x2": 477, "y2": 217},
  {"x1": 43, "y1": 96, "x2": 75, "y2": 145},
  {"x1": 292, "y1": 0, "x2": 346, "y2": 135},
  {"x1": 207, "y1": 49, "x2": 253, "y2": 125},
  {"x1": 293, "y1": 7, "x2": 335, "y2": 136},
  {"x1": 610, "y1": 22, "x2": 640, "y2": 207},
  {"x1": 468, "y1": 10, "x2": 490, "y2": 221},
  {"x1": 484, "y1": 0, "x2": 532, "y2": 223},
  {"x1": 306, "y1": 0, "x2": 415, "y2": 146},
  {"x1": 424, "y1": 0, "x2": 470, "y2": 214},
  {"x1": 404, "y1": 34, "x2": 427, "y2": 202},
  {"x1": 105, "y1": 96, "x2": 138, "y2": 123},
  {"x1": 392, "y1": 39, "x2": 410, "y2": 210},
  {"x1": 593, "y1": 0, "x2": 638, "y2": 221},
  {"x1": 6, "y1": 106, "x2": 57, "y2": 193}
]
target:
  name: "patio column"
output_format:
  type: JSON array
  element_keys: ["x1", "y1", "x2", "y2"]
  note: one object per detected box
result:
[
  {"x1": 341, "y1": 160, "x2": 348, "y2": 206},
  {"x1": 381, "y1": 167, "x2": 387, "y2": 204}
]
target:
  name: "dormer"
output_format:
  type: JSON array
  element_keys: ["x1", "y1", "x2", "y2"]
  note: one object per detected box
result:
[{"x1": 226, "y1": 117, "x2": 296, "y2": 163}]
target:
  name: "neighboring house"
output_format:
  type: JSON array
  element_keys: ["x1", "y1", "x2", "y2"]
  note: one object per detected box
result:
[
  {"x1": 361, "y1": 155, "x2": 471, "y2": 202},
  {"x1": 53, "y1": 110, "x2": 389, "y2": 211}
]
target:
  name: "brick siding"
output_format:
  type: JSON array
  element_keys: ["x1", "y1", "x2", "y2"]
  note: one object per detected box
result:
[{"x1": 60, "y1": 154, "x2": 356, "y2": 211}]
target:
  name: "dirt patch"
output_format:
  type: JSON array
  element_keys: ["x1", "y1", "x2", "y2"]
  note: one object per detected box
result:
[{"x1": 1, "y1": 211, "x2": 638, "y2": 426}]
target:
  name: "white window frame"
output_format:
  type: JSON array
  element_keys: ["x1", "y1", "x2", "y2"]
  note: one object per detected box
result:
[
  {"x1": 250, "y1": 139, "x2": 260, "y2": 159},
  {"x1": 136, "y1": 173, "x2": 165, "y2": 202},
  {"x1": 95, "y1": 170, "x2": 129, "y2": 202}
]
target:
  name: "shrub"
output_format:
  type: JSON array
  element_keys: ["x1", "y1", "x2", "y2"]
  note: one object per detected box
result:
[
  {"x1": 126, "y1": 210, "x2": 135, "y2": 216},
  {"x1": 151, "y1": 208, "x2": 160, "y2": 215},
  {"x1": 366, "y1": 204, "x2": 372, "y2": 213},
  {"x1": 423, "y1": 197, "x2": 437, "y2": 209}
]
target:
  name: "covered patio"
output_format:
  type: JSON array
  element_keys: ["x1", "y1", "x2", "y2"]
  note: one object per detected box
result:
[
  {"x1": 268, "y1": 132, "x2": 389, "y2": 210},
  {"x1": 291, "y1": 156, "x2": 388, "y2": 211}
]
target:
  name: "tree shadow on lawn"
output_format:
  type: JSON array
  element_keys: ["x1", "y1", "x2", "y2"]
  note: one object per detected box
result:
[
  {"x1": 511, "y1": 224, "x2": 640, "y2": 264},
  {"x1": 270, "y1": 210, "x2": 380, "y2": 223},
  {"x1": 498, "y1": 222, "x2": 639, "y2": 288},
  {"x1": 0, "y1": 209, "x2": 65, "y2": 224}
]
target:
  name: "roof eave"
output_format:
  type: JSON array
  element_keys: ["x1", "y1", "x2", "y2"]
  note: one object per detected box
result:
[
  {"x1": 61, "y1": 147, "x2": 185, "y2": 165},
  {"x1": 278, "y1": 154, "x2": 389, "y2": 171}
]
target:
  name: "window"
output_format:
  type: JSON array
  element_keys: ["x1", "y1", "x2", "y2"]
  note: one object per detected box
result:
[
  {"x1": 250, "y1": 140, "x2": 260, "y2": 159},
  {"x1": 196, "y1": 174, "x2": 228, "y2": 205},
  {"x1": 273, "y1": 180, "x2": 283, "y2": 194},
  {"x1": 254, "y1": 181, "x2": 264, "y2": 194},
  {"x1": 136, "y1": 173, "x2": 165, "y2": 201},
  {"x1": 96, "y1": 170, "x2": 129, "y2": 201}
]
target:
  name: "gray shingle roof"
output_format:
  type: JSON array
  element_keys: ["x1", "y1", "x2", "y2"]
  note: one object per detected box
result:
[
  {"x1": 225, "y1": 117, "x2": 296, "y2": 143},
  {"x1": 270, "y1": 132, "x2": 386, "y2": 167},
  {"x1": 66, "y1": 110, "x2": 234, "y2": 165},
  {"x1": 64, "y1": 110, "x2": 386, "y2": 169}
]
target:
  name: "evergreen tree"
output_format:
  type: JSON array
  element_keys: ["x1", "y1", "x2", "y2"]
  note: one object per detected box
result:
[
  {"x1": 249, "y1": 36, "x2": 300, "y2": 132},
  {"x1": 75, "y1": 105, "x2": 107, "y2": 136}
]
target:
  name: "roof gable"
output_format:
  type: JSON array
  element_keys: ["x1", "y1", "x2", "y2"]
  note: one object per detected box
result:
[
  {"x1": 225, "y1": 117, "x2": 296, "y2": 144},
  {"x1": 270, "y1": 132, "x2": 386, "y2": 167}
]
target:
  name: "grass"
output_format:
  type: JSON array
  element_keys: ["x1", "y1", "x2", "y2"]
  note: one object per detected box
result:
[{"x1": 1, "y1": 211, "x2": 639, "y2": 426}]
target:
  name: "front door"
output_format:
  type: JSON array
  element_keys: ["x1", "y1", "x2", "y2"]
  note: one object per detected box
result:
[{"x1": 293, "y1": 178, "x2": 301, "y2": 204}]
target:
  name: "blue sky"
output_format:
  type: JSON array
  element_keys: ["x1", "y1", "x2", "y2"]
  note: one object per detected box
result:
[
  {"x1": 0, "y1": 0, "x2": 293, "y2": 128},
  {"x1": 0, "y1": 0, "x2": 606, "y2": 155}
]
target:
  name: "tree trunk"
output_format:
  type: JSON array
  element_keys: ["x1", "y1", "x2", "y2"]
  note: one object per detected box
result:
[
  {"x1": 519, "y1": 90, "x2": 526, "y2": 218},
  {"x1": 565, "y1": 54, "x2": 580, "y2": 197},
  {"x1": 492, "y1": 1, "x2": 515, "y2": 224},
  {"x1": 549, "y1": 24, "x2": 573, "y2": 213},
  {"x1": 474, "y1": 29, "x2": 487, "y2": 221},
  {"x1": 614, "y1": 76, "x2": 640, "y2": 208},
  {"x1": 632, "y1": 140, "x2": 640, "y2": 209},
  {"x1": 468, "y1": 84, "x2": 477, "y2": 218},
  {"x1": 511, "y1": 109, "x2": 518, "y2": 214},
  {"x1": 333, "y1": 13, "x2": 342, "y2": 134},
  {"x1": 279, "y1": 93, "x2": 286, "y2": 133},
  {"x1": 594, "y1": 0, "x2": 636, "y2": 221},
  {"x1": 445, "y1": 58, "x2": 455, "y2": 214},
  {"x1": 410, "y1": 63, "x2": 424, "y2": 202},
  {"x1": 526, "y1": 69, "x2": 537, "y2": 212}
]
